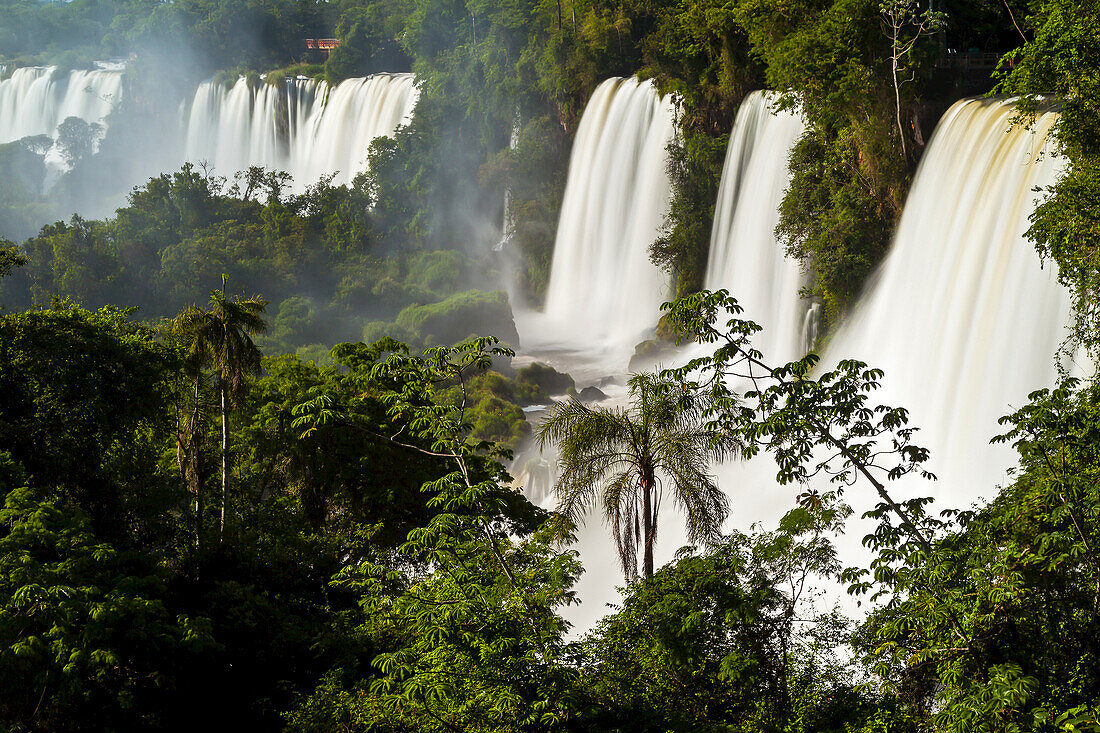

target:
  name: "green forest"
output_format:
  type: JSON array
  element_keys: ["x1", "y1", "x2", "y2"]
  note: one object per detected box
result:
[{"x1": 4, "y1": 0, "x2": 1100, "y2": 730}]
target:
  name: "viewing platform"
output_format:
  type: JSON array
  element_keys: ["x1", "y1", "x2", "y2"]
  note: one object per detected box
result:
[{"x1": 304, "y1": 38, "x2": 340, "y2": 55}]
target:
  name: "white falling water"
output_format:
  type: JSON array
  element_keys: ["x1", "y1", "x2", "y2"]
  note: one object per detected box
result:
[
  {"x1": 698, "y1": 97, "x2": 1075, "y2": 542},
  {"x1": 540, "y1": 90, "x2": 808, "y2": 632},
  {"x1": 0, "y1": 66, "x2": 123, "y2": 169},
  {"x1": 820, "y1": 98, "x2": 1075, "y2": 512},
  {"x1": 515, "y1": 77, "x2": 677, "y2": 379},
  {"x1": 706, "y1": 97, "x2": 1077, "y2": 598},
  {"x1": 183, "y1": 73, "x2": 418, "y2": 190},
  {"x1": 546, "y1": 97, "x2": 1077, "y2": 633},
  {"x1": 704, "y1": 90, "x2": 807, "y2": 363}
]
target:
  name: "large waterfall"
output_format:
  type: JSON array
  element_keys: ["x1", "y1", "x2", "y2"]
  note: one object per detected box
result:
[
  {"x1": 0, "y1": 65, "x2": 123, "y2": 167},
  {"x1": 516, "y1": 77, "x2": 676, "y2": 379},
  {"x1": 822, "y1": 98, "x2": 1075, "y2": 508},
  {"x1": 544, "y1": 94, "x2": 1077, "y2": 632},
  {"x1": 704, "y1": 90, "x2": 807, "y2": 363},
  {"x1": 183, "y1": 73, "x2": 418, "y2": 189}
]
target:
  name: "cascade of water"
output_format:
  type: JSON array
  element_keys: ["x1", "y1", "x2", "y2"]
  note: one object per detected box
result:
[
  {"x1": 0, "y1": 66, "x2": 123, "y2": 167},
  {"x1": 704, "y1": 91, "x2": 807, "y2": 363},
  {"x1": 515, "y1": 77, "x2": 677, "y2": 378},
  {"x1": 548, "y1": 97, "x2": 1077, "y2": 633},
  {"x1": 535, "y1": 89, "x2": 808, "y2": 632},
  {"x1": 820, "y1": 98, "x2": 1075, "y2": 507},
  {"x1": 183, "y1": 73, "x2": 418, "y2": 190}
]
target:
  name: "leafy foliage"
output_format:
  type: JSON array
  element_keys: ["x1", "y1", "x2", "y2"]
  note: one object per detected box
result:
[{"x1": 537, "y1": 371, "x2": 737, "y2": 579}]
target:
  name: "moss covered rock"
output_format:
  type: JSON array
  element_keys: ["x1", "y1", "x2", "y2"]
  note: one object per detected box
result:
[{"x1": 395, "y1": 289, "x2": 519, "y2": 347}]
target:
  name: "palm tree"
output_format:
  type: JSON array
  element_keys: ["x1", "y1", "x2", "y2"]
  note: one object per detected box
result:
[
  {"x1": 536, "y1": 372, "x2": 738, "y2": 580},
  {"x1": 173, "y1": 276, "x2": 267, "y2": 543}
]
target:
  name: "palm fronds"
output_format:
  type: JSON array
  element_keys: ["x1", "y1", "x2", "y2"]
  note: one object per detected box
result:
[{"x1": 536, "y1": 370, "x2": 741, "y2": 580}]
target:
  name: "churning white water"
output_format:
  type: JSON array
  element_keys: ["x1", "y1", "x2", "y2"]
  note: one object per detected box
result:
[
  {"x1": 0, "y1": 66, "x2": 122, "y2": 169},
  {"x1": 704, "y1": 90, "x2": 807, "y2": 363},
  {"x1": 183, "y1": 73, "x2": 418, "y2": 190},
  {"x1": 515, "y1": 77, "x2": 676, "y2": 379}
]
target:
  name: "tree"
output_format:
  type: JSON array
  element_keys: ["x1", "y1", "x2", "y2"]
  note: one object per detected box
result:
[
  {"x1": 0, "y1": 479, "x2": 214, "y2": 731},
  {"x1": 0, "y1": 302, "x2": 179, "y2": 543},
  {"x1": 172, "y1": 277, "x2": 267, "y2": 543},
  {"x1": 288, "y1": 337, "x2": 576, "y2": 731},
  {"x1": 856, "y1": 378, "x2": 1100, "y2": 731},
  {"x1": 536, "y1": 371, "x2": 737, "y2": 580},
  {"x1": 998, "y1": 0, "x2": 1100, "y2": 360},
  {"x1": 0, "y1": 241, "x2": 26, "y2": 279},
  {"x1": 879, "y1": 0, "x2": 944, "y2": 160},
  {"x1": 578, "y1": 497, "x2": 861, "y2": 732},
  {"x1": 662, "y1": 289, "x2": 938, "y2": 554},
  {"x1": 55, "y1": 116, "x2": 104, "y2": 169}
]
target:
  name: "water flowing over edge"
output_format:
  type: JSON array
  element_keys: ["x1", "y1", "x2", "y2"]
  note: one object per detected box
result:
[
  {"x1": 514, "y1": 77, "x2": 677, "y2": 382},
  {"x1": 820, "y1": 98, "x2": 1077, "y2": 508},
  {"x1": 0, "y1": 66, "x2": 123, "y2": 170},
  {"x1": 183, "y1": 73, "x2": 419, "y2": 191},
  {"x1": 529, "y1": 95, "x2": 1079, "y2": 633},
  {"x1": 704, "y1": 90, "x2": 808, "y2": 364},
  {"x1": 0, "y1": 67, "x2": 418, "y2": 193}
]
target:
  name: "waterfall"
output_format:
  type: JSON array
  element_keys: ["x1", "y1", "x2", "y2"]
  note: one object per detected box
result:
[
  {"x1": 704, "y1": 90, "x2": 807, "y2": 363},
  {"x1": 550, "y1": 97, "x2": 1078, "y2": 633},
  {"x1": 0, "y1": 66, "x2": 123, "y2": 168},
  {"x1": 821, "y1": 98, "x2": 1076, "y2": 507},
  {"x1": 183, "y1": 73, "x2": 418, "y2": 190},
  {"x1": 515, "y1": 77, "x2": 677, "y2": 379},
  {"x1": 705, "y1": 97, "x2": 1075, "y2": 533}
]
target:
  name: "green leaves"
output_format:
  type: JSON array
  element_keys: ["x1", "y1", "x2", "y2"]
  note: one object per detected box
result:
[
  {"x1": 0, "y1": 484, "x2": 213, "y2": 729},
  {"x1": 292, "y1": 337, "x2": 580, "y2": 731},
  {"x1": 856, "y1": 379, "x2": 1100, "y2": 731},
  {"x1": 536, "y1": 369, "x2": 737, "y2": 580},
  {"x1": 663, "y1": 289, "x2": 936, "y2": 548}
]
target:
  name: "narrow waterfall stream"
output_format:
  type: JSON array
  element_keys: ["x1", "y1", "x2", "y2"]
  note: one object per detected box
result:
[{"x1": 704, "y1": 91, "x2": 807, "y2": 364}]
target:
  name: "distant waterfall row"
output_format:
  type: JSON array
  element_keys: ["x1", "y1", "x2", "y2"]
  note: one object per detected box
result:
[
  {"x1": 0, "y1": 66, "x2": 417, "y2": 190},
  {"x1": 0, "y1": 66, "x2": 123, "y2": 168},
  {"x1": 184, "y1": 73, "x2": 418, "y2": 189}
]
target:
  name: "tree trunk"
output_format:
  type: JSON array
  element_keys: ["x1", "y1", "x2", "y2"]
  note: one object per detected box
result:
[
  {"x1": 641, "y1": 464, "x2": 655, "y2": 578},
  {"x1": 220, "y1": 383, "x2": 229, "y2": 543},
  {"x1": 177, "y1": 375, "x2": 204, "y2": 554},
  {"x1": 891, "y1": 42, "x2": 907, "y2": 161},
  {"x1": 192, "y1": 376, "x2": 203, "y2": 551}
]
